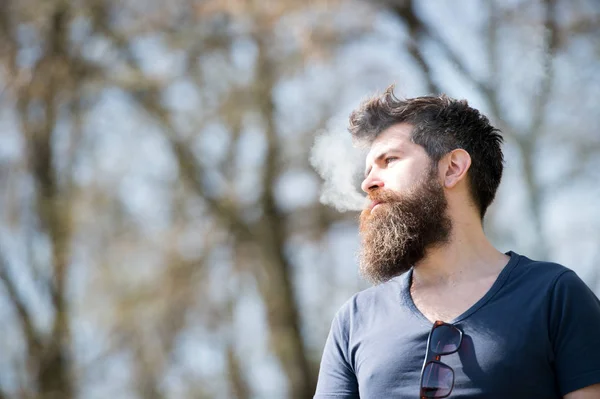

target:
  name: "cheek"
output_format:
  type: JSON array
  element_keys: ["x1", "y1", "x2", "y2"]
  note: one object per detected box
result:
[{"x1": 383, "y1": 165, "x2": 420, "y2": 192}]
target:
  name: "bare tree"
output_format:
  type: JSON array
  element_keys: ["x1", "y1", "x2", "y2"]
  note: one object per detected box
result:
[
  {"x1": 0, "y1": 0, "x2": 368, "y2": 397},
  {"x1": 0, "y1": 0, "x2": 94, "y2": 396}
]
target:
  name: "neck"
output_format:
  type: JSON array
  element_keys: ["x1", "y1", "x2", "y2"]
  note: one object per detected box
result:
[{"x1": 412, "y1": 214, "x2": 509, "y2": 287}]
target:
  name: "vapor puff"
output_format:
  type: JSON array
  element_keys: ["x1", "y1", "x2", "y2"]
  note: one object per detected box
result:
[{"x1": 310, "y1": 119, "x2": 368, "y2": 212}]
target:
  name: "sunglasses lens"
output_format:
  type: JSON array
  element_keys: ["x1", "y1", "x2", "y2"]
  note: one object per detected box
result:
[
  {"x1": 421, "y1": 362, "x2": 454, "y2": 398},
  {"x1": 430, "y1": 324, "x2": 462, "y2": 355}
]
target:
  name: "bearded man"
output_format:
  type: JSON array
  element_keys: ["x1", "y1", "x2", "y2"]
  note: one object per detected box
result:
[{"x1": 314, "y1": 87, "x2": 600, "y2": 399}]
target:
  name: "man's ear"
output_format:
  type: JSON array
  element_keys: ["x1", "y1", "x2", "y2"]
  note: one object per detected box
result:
[{"x1": 442, "y1": 149, "x2": 471, "y2": 189}]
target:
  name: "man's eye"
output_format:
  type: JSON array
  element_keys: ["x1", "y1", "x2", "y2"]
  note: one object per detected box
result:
[{"x1": 385, "y1": 157, "x2": 398, "y2": 164}]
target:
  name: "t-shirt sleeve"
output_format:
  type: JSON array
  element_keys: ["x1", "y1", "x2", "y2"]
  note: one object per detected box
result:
[
  {"x1": 314, "y1": 308, "x2": 359, "y2": 399},
  {"x1": 549, "y1": 270, "x2": 600, "y2": 396}
]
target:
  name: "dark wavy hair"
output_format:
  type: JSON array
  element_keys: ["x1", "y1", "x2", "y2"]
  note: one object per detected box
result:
[{"x1": 349, "y1": 86, "x2": 504, "y2": 219}]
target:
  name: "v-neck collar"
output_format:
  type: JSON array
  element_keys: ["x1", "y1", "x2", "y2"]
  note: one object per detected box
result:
[{"x1": 398, "y1": 251, "x2": 522, "y2": 325}]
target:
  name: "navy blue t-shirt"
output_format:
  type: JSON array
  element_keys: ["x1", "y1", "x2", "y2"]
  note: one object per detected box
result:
[{"x1": 314, "y1": 251, "x2": 600, "y2": 398}]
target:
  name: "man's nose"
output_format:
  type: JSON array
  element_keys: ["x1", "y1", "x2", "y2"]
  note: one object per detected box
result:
[{"x1": 361, "y1": 172, "x2": 384, "y2": 193}]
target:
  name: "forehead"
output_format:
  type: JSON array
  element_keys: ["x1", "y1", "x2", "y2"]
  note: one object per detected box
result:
[{"x1": 365, "y1": 123, "x2": 415, "y2": 162}]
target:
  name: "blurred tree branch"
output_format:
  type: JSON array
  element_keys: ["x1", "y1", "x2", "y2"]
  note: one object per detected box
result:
[
  {"x1": 0, "y1": 1, "x2": 79, "y2": 396},
  {"x1": 0, "y1": 251, "x2": 43, "y2": 380}
]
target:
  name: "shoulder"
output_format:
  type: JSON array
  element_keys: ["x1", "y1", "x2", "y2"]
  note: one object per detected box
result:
[
  {"x1": 509, "y1": 252, "x2": 598, "y2": 312},
  {"x1": 333, "y1": 274, "x2": 407, "y2": 329},
  {"x1": 509, "y1": 251, "x2": 575, "y2": 287}
]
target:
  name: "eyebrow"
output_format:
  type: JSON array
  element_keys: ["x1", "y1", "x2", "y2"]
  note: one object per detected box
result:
[{"x1": 364, "y1": 149, "x2": 401, "y2": 178}]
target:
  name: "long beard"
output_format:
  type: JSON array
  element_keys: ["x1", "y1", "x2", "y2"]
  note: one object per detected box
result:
[{"x1": 358, "y1": 171, "x2": 452, "y2": 284}]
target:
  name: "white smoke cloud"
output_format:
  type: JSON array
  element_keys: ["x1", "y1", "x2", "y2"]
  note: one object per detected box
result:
[{"x1": 309, "y1": 118, "x2": 369, "y2": 212}]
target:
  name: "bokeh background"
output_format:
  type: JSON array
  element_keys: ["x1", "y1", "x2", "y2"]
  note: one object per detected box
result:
[{"x1": 1, "y1": 0, "x2": 599, "y2": 398}]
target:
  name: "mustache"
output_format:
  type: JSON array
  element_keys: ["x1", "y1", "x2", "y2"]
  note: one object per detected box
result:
[{"x1": 366, "y1": 188, "x2": 402, "y2": 203}]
